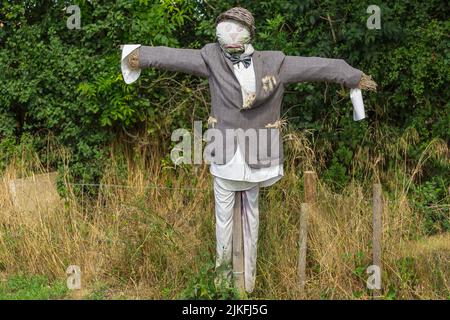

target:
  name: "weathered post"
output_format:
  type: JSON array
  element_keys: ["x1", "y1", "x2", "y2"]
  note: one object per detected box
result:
[
  {"x1": 232, "y1": 191, "x2": 245, "y2": 293},
  {"x1": 304, "y1": 171, "x2": 317, "y2": 205},
  {"x1": 372, "y1": 183, "x2": 383, "y2": 299}
]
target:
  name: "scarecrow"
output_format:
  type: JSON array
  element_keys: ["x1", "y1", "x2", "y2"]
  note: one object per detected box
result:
[{"x1": 121, "y1": 7, "x2": 377, "y2": 293}]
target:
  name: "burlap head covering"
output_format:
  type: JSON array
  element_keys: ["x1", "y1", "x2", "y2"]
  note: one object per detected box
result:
[{"x1": 216, "y1": 7, "x2": 255, "y2": 39}]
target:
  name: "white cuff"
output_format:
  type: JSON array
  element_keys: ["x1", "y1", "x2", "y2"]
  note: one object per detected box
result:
[
  {"x1": 350, "y1": 88, "x2": 366, "y2": 121},
  {"x1": 121, "y1": 44, "x2": 142, "y2": 84}
]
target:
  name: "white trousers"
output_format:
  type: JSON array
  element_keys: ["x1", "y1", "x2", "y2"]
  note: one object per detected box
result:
[{"x1": 213, "y1": 178, "x2": 260, "y2": 293}]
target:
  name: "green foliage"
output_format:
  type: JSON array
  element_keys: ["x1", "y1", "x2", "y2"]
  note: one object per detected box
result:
[
  {"x1": 179, "y1": 259, "x2": 242, "y2": 300},
  {"x1": 396, "y1": 257, "x2": 419, "y2": 292},
  {"x1": 412, "y1": 176, "x2": 450, "y2": 234},
  {"x1": 0, "y1": 274, "x2": 68, "y2": 300},
  {"x1": 84, "y1": 282, "x2": 110, "y2": 300},
  {"x1": 0, "y1": 0, "x2": 197, "y2": 191}
]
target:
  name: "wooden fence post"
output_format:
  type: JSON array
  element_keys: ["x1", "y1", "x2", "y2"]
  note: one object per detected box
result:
[
  {"x1": 232, "y1": 191, "x2": 245, "y2": 293},
  {"x1": 372, "y1": 183, "x2": 383, "y2": 299},
  {"x1": 298, "y1": 171, "x2": 317, "y2": 297},
  {"x1": 304, "y1": 171, "x2": 317, "y2": 205}
]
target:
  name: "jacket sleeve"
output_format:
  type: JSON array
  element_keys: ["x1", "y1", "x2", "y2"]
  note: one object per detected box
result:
[
  {"x1": 279, "y1": 55, "x2": 362, "y2": 88},
  {"x1": 139, "y1": 46, "x2": 210, "y2": 78}
]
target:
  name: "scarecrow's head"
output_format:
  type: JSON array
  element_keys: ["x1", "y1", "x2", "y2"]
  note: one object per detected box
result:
[{"x1": 215, "y1": 7, "x2": 255, "y2": 54}]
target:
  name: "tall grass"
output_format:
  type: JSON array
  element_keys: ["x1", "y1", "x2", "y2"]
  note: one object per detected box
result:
[{"x1": 0, "y1": 128, "x2": 448, "y2": 299}]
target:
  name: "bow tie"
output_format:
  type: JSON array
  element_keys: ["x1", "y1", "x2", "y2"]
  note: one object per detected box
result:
[{"x1": 225, "y1": 53, "x2": 252, "y2": 68}]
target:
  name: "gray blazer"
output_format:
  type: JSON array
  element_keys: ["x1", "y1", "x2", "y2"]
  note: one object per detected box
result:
[{"x1": 138, "y1": 43, "x2": 362, "y2": 168}]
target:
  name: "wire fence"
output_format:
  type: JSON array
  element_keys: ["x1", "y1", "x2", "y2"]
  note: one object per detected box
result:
[
  {"x1": 64, "y1": 181, "x2": 279, "y2": 195},
  {"x1": 66, "y1": 182, "x2": 209, "y2": 191}
]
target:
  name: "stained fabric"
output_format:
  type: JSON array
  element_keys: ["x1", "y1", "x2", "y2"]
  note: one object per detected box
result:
[{"x1": 216, "y1": 20, "x2": 252, "y2": 54}]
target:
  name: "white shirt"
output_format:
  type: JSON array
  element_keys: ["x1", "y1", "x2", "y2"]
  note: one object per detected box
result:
[{"x1": 121, "y1": 45, "x2": 366, "y2": 190}]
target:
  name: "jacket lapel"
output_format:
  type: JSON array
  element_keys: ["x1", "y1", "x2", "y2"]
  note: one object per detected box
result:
[
  {"x1": 251, "y1": 50, "x2": 263, "y2": 107},
  {"x1": 223, "y1": 52, "x2": 235, "y2": 75},
  {"x1": 219, "y1": 48, "x2": 245, "y2": 109}
]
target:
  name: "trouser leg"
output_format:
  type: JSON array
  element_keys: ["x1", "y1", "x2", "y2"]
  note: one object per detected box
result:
[
  {"x1": 213, "y1": 179, "x2": 235, "y2": 274},
  {"x1": 242, "y1": 185, "x2": 260, "y2": 293}
]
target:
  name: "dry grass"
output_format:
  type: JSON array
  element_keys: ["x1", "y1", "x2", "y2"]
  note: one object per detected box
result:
[{"x1": 0, "y1": 129, "x2": 448, "y2": 300}]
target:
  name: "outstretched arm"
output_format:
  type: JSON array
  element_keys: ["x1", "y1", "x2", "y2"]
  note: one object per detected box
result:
[
  {"x1": 279, "y1": 55, "x2": 377, "y2": 121},
  {"x1": 121, "y1": 44, "x2": 210, "y2": 84},
  {"x1": 279, "y1": 56, "x2": 377, "y2": 91}
]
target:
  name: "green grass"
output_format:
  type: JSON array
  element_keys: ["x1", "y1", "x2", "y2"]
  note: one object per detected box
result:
[
  {"x1": 0, "y1": 274, "x2": 69, "y2": 300},
  {"x1": 83, "y1": 282, "x2": 111, "y2": 300}
]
